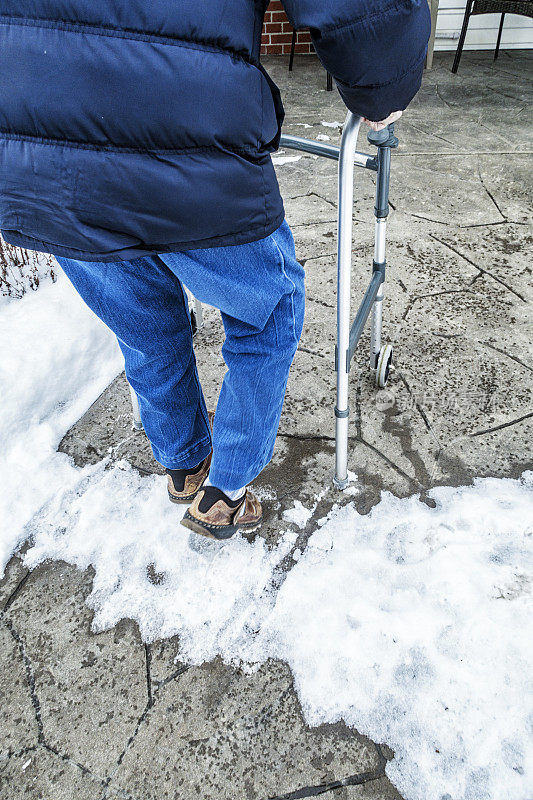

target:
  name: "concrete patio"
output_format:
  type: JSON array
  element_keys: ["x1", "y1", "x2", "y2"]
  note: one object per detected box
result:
[{"x1": 1, "y1": 50, "x2": 532, "y2": 799}]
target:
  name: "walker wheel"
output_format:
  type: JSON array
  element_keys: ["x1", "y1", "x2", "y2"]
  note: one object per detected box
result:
[{"x1": 375, "y1": 344, "x2": 393, "y2": 388}]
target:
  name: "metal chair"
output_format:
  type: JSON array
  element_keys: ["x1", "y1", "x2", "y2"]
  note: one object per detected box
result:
[
  {"x1": 288, "y1": 29, "x2": 333, "y2": 91},
  {"x1": 452, "y1": 0, "x2": 533, "y2": 72}
]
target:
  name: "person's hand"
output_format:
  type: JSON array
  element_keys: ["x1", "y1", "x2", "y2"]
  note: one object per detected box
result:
[{"x1": 363, "y1": 111, "x2": 402, "y2": 132}]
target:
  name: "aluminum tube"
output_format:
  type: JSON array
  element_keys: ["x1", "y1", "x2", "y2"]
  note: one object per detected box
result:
[
  {"x1": 348, "y1": 270, "x2": 384, "y2": 361},
  {"x1": 334, "y1": 112, "x2": 362, "y2": 488},
  {"x1": 370, "y1": 297, "x2": 383, "y2": 366},
  {"x1": 370, "y1": 219, "x2": 387, "y2": 365},
  {"x1": 374, "y1": 218, "x2": 387, "y2": 264},
  {"x1": 279, "y1": 134, "x2": 371, "y2": 169},
  {"x1": 194, "y1": 296, "x2": 204, "y2": 330},
  {"x1": 129, "y1": 383, "x2": 143, "y2": 431}
]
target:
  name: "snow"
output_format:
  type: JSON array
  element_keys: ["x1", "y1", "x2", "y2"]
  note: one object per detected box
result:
[
  {"x1": 283, "y1": 499, "x2": 313, "y2": 529},
  {"x1": 321, "y1": 120, "x2": 343, "y2": 128},
  {"x1": 272, "y1": 151, "x2": 302, "y2": 165},
  {"x1": 2, "y1": 265, "x2": 533, "y2": 800},
  {"x1": 255, "y1": 479, "x2": 533, "y2": 800},
  {"x1": 0, "y1": 267, "x2": 122, "y2": 567},
  {"x1": 315, "y1": 133, "x2": 330, "y2": 141}
]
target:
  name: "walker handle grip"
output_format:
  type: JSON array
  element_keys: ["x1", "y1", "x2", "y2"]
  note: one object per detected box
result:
[{"x1": 367, "y1": 123, "x2": 398, "y2": 148}]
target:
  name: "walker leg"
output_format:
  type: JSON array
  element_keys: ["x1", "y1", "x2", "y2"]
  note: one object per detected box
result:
[
  {"x1": 334, "y1": 112, "x2": 362, "y2": 489},
  {"x1": 370, "y1": 218, "x2": 387, "y2": 368},
  {"x1": 129, "y1": 383, "x2": 143, "y2": 431},
  {"x1": 194, "y1": 296, "x2": 204, "y2": 330},
  {"x1": 367, "y1": 126, "x2": 396, "y2": 388}
]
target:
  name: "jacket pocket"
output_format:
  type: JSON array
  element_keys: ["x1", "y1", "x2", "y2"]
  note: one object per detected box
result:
[{"x1": 255, "y1": 62, "x2": 285, "y2": 152}]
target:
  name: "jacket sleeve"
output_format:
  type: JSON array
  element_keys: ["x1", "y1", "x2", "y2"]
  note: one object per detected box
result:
[{"x1": 280, "y1": 0, "x2": 431, "y2": 121}]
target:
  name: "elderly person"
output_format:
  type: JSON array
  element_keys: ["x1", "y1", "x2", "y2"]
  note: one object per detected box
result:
[{"x1": 0, "y1": 1, "x2": 430, "y2": 538}]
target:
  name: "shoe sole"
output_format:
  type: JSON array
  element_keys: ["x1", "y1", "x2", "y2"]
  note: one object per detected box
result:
[
  {"x1": 168, "y1": 489, "x2": 201, "y2": 505},
  {"x1": 180, "y1": 511, "x2": 262, "y2": 540}
]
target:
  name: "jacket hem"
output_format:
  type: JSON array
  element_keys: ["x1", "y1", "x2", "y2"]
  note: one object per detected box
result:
[{"x1": 1, "y1": 209, "x2": 286, "y2": 263}]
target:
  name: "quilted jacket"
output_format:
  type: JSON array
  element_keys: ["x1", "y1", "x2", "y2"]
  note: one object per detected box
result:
[{"x1": 0, "y1": 1, "x2": 430, "y2": 260}]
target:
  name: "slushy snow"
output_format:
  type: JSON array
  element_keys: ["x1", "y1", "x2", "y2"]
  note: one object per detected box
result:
[
  {"x1": 0, "y1": 268, "x2": 122, "y2": 566},
  {"x1": 2, "y1": 265, "x2": 532, "y2": 800},
  {"x1": 272, "y1": 151, "x2": 303, "y2": 165}
]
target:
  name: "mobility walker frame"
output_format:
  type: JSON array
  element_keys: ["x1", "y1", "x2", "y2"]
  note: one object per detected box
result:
[{"x1": 129, "y1": 110, "x2": 398, "y2": 490}]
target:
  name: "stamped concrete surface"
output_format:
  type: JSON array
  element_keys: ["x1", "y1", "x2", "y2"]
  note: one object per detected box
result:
[{"x1": 1, "y1": 51, "x2": 532, "y2": 799}]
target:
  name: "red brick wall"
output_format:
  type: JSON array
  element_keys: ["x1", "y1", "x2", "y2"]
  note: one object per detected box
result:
[{"x1": 261, "y1": 1, "x2": 313, "y2": 56}]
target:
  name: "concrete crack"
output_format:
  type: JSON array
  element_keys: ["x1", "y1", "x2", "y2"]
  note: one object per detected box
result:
[
  {"x1": 410, "y1": 213, "x2": 451, "y2": 226},
  {"x1": 431, "y1": 331, "x2": 462, "y2": 339},
  {"x1": 302, "y1": 252, "x2": 337, "y2": 262},
  {"x1": 3, "y1": 744, "x2": 39, "y2": 760},
  {"x1": 480, "y1": 341, "x2": 533, "y2": 373},
  {"x1": 460, "y1": 220, "x2": 514, "y2": 229},
  {"x1": 144, "y1": 643, "x2": 153, "y2": 709},
  {"x1": 152, "y1": 664, "x2": 189, "y2": 693},
  {"x1": 470, "y1": 410, "x2": 533, "y2": 438},
  {"x1": 398, "y1": 373, "x2": 432, "y2": 435},
  {"x1": 360, "y1": 438, "x2": 422, "y2": 490},
  {"x1": 435, "y1": 84, "x2": 453, "y2": 109},
  {"x1": 278, "y1": 432, "x2": 336, "y2": 441},
  {"x1": 477, "y1": 158, "x2": 506, "y2": 220},
  {"x1": 428, "y1": 233, "x2": 527, "y2": 303},
  {"x1": 416, "y1": 288, "x2": 474, "y2": 301},
  {"x1": 402, "y1": 287, "x2": 474, "y2": 319},
  {"x1": 2, "y1": 568, "x2": 30, "y2": 612},
  {"x1": 2, "y1": 615, "x2": 44, "y2": 744},
  {"x1": 475, "y1": 119, "x2": 516, "y2": 151},
  {"x1": 42, "y1": 743, "x2": 123, "y2": 794},
  {"x1": 298, "y1": 345, "x2": 327, "y2": 359},
  {"x1": 483, "y1": 84, "x2": 526, "y2": 103},
  {"x1": 354, "y1": 379, "x2": 363, "y2": 440},
  {"x1": 289, "y1": 191, "x2": 337, "y2": 209},
  {"x1": 115, "y1": 701, "x2": 153, "y2": 769},
  {"x1": 405, "y1": 119, "x2": 455, "y2": 147},
  {"x1": 3, "y1": 743, "x2": 138, "y2": 799},
  {"x1": 305, "y1": 296, "x2": 335, "y2": 310},
  {"x1": 262, "y1": 762, "x2": 386, "y2": 800},
  {"x1": 291, "y1": 221, "x2": 337, "y2": 230}
]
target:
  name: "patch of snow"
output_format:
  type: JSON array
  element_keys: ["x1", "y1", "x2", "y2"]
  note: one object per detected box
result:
[
  {"x1": 272, "y1": 154, "x2": 302, "y2": 165},
  {"x1": 21, "y1": 473, "x2": 533, "y2": 800},
  {"x1": 252, "y1": 484, "x2": 277, "y2": 502},
  {"x1": 254, "y1": 477, "x2": 533, "y2": 800},
  {"x1": 315, "y1": 134, "x2": 330, "y2": 141},
  {"x1": 0, "y1": 267, "x2": 122, "y2": 570},
  {"x1": 295, "y1": 123, "x2": 312, "y2": 128},
  {"x1": 282, "y1": 500, "x2": 313, "y2": 529},
  {"x1": 321, "y1": 120, "x2": 343, "y2": 128}
]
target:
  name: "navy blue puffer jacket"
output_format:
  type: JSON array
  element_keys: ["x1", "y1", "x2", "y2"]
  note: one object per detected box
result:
[{"x1": 0, "y1": 1, "x2": 430, "y2": 261}]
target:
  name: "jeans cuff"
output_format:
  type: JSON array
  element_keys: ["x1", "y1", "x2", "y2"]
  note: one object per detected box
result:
[
  {"x1": 207, "y1": 460, "x2": 264, "y2": 493},
  {"x1": 155, "y1": 435, "x2": 212, "y2": 470}
]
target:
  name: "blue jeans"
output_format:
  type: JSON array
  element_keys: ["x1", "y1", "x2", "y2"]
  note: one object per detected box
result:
[{"x1": 56, "y1": 219, "x2": 305, "y2": 491}]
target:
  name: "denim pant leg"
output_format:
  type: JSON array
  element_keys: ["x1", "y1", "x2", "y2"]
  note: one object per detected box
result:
[
  {"x1": 55, "y1": 255, "x2": 211, "y2": 469},
  {"x1": 160, "y1": 219, "x2": 305, "y2": 491},
  {"x1": 208, "y1": 283, "x2": 305, "y2": 490}
]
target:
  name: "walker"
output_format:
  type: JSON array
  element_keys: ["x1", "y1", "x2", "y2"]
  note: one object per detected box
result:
[
  {"x1": 279, "y1": 111, "x2": 398, "y2": 488},
  {"x1": 129, "y1": 111, "x2": 398, "y2": 490}
]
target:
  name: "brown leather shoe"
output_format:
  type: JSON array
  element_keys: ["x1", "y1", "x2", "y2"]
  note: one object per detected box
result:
[
  {"x1": 167, "y1": 410, "x2": 214, "y2": 504},
  {"x1": 181, "y1": 485, "x2": 263, "y2": 540}
]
